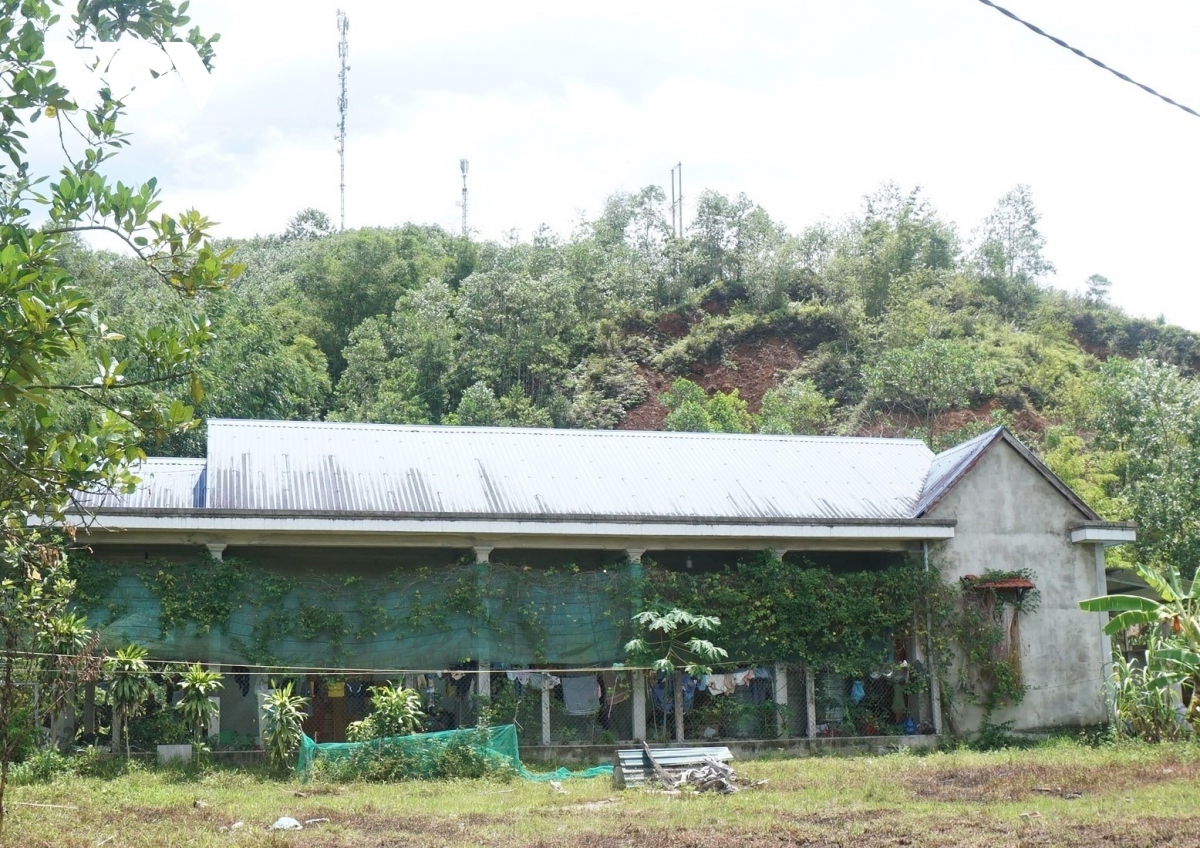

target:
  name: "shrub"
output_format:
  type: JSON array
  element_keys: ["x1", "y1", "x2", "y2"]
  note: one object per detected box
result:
[
  {"x1": 345, "y1": 684, "x2": 424, "y2": 742},
  {"x1": 261, "y1": 683, "x2": 309, "y2": 773},
  {"x1": 313, "y1": 725, "x2": 516, "y2": 783},
  {"x1": 9, "y1": 750, "x2": 72, "y2": 786}
]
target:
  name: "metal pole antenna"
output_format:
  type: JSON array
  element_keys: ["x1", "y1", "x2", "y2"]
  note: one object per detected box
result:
[
  {"x1": 460, "y1": 159, "x2": 469, "y2": 236},
  {"x1": 670, "y1": 167, "x2": 676, "y2": 239},
  {"x1": 336, "y1": 10, "x2": 350, "y2": 230},
  {"x1": 677, "y1": 161, "x2": 683, "y2": 236}
]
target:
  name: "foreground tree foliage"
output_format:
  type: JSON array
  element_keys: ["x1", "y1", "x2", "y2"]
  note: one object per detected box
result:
[{"x1": 1, "y1": 0, "x2": 240, "y2": 831}]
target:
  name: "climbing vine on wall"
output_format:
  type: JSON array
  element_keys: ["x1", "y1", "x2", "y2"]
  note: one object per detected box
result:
[
  {"x1": 946, "y1": 568, "x2": 1041, "y2": 719},
  {"x1": 641, "y1": 552, "x2": 942, "y2": 677},
  {"x1": 66, "y1": 553, "x2": 638, "y2": 667}
]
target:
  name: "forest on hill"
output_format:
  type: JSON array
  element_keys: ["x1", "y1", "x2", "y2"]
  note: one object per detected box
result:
[{"x1": 54, "y1": 183, "x2": 1200, "y2": 576}]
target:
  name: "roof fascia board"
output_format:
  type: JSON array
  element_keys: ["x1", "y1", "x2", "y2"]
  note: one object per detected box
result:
[{"x1": 71, "y1": 514, "x2": 956, "y2": 543}]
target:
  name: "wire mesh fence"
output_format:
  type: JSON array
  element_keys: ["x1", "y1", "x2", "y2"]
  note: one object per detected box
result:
[{"x1": 17, "y1": 659, "x2": 935, "y2": 755}]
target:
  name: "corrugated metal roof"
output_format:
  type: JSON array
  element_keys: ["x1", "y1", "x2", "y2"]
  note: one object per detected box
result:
[
  {"x1": 203, "y1": 419, "x2": 936, "y2": 522},
  {"x1": 76, "y1": 458, "x2": 206, "y2": 510},
  {"x1": 913, "y1": 426, "x2": 1098, "y2": 520},
  {"x1": 912, "y1": 427, "x2": 1002, "y2": 517}
]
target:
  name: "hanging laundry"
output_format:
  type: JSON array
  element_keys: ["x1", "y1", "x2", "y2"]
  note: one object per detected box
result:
[
  {"x1": 704, "y1": 673, "x2": 735, "y2": 696},
  {"x1": 681, "y1": 675, "x2": 699, "y2": 710},
  {"x1": 561, "y1": 674, "x2": 600, "y2": 715},
  {"x1": 749, "y1": 669, "x2": 772, "y2": 705},
  {"x1": 651, "y1": 674, "x2": 673, "y2": 714}
]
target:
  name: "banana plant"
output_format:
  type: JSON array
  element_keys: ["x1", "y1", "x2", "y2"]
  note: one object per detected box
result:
[{"x1": 1079, "y1": 561, "x2": 1200, "y2": 726}]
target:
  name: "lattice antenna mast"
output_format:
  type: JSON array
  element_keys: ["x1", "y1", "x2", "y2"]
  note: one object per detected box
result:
[
  {"x1": 459, "y1": 158, "x2": 469, "y2": 236},
  {"x1": 336, "y1": 10, "x2": 350, "y2": 230}
]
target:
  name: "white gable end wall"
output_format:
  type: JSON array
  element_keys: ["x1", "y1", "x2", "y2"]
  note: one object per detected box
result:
[{"x1": 927, "y1": 440, "x2": 1108, "y2": 733}]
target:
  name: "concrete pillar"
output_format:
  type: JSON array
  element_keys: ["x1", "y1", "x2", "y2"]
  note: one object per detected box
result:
[
  {"x1": 207, "y1": 663, "x2": 222, "y2": 738},
  {"x1": 477, "y1": 660, "x2": 491, "y2": 702},
  {"x1": 773, "y1": 662, "x2": 788, "y2": 738},
  {"x1": 541, "y1": 679, "x2": 552, "y2": 746},
  {"x1": 473, "y1": 546, "x2": 493, "y2": 705},
  {"x1": 205, "y1": 542, "x2": 227, "y2": 561},
  {"x1": 805, "y1": 665, "x2": 817, "y2": 739},
  {"x1": 632, "y1": 670, "x2": 647, "y2": 741},
  {"x1": 1094, "y1": 544, "x2": 1116, "y2": 724},
  {"x1": 674, "y1": 670, "x2": 685, "y2": 742},
  {"x1": 84, "y1": 682, "x2": 96, "y2": 737},
  {"x1": 770, "y1": 548, "x2": 789, "y2": 561}
]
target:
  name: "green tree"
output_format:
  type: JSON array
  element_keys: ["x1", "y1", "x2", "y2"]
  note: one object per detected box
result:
[
  {"x1": 1092, "y1": 358, "x2": 1200, "y2": 577},
  {"x1": 447, "y1": 381, "x2": 551, "y2": 428},
  {"x1": 973, "y1": 185, "x2": 1054, "y2": 320},
  {"x1": 346, "y1": 683, "x2": 424, "y2": 741},
  {"x1": 283, "y1": 208, "x2": 334, "y2": 242},
  {"x1": 758, "y1": 375, "x2": 836, "y2": 435},
  {"x1": 331, "y1": 279, "x2": 459, "y2": 424},
  {"x1": 294, "y1": 225, "x2": 467, "y2": 376},
  {"x1": 865, "y1": 339, "x2": 997, "y2": 438},
  {"x1": 457, "y1": 267, "x2": 581, "y2": 401},
  {"x1": 1, "y1": 2, "x2": 237, "y2": 829},
  {"x1": 829, "y1": 184, "x2": 958, "y2": 319},
  {"x1": 449, "y1": 381, "x2": 504, "y2": 426},
  {"x1": 660, "y1": 379, "x2": 752, "y2": 434}
]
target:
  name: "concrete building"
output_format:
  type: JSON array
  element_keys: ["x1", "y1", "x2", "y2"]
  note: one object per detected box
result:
[{"x1": 73, "y1": 419, "x2": 1133, "y2": 745}]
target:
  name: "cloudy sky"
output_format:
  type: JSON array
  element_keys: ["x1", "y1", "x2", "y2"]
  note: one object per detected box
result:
[{"x1": 38, "y1": 1, "x2": 1200, "y2": 328}]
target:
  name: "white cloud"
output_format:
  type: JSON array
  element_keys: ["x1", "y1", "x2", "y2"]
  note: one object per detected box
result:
[{"x1": 65, "y1": 0, "x2": 1200, "y2": 327}]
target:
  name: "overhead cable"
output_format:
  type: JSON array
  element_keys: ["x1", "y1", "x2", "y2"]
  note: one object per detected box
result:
[{"x1": 975, "y1": 0, "x2": 1200, "y2": 120}]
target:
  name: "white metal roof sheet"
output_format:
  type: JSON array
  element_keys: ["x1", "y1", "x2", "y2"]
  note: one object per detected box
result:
[
  {"x1": 75, "y1": 458, "x2": 206, "y2": 510},
  {"x1": 201, "y1": 419, "x2": 937, "y2": 522}
]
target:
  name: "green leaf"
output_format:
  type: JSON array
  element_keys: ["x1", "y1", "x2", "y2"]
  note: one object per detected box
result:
[{"x1": 1079, "y1": 594, "x2": 1162, "y2": 614}]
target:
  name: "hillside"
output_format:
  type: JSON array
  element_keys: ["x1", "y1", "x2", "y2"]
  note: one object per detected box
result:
[{"x1": 55, "y1": 183, "x2": 1200, "y2": 575}]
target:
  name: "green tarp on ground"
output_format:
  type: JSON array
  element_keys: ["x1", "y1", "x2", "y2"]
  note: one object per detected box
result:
[{"x1": 297, "y1": 723, "x2": 613, "y2": 782}]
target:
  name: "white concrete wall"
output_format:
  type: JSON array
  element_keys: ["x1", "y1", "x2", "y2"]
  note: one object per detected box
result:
[{"x1": 929, "y1": 441, "x2": 1109, "y2": 732}]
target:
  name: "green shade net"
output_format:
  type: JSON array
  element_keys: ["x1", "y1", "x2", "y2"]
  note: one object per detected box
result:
[
  {"x1": 76, "y1": 559, "x2": 632, "y2": 668},
  {"x1": 297, "y1": 724, "x2": 613, "y2": 782}
]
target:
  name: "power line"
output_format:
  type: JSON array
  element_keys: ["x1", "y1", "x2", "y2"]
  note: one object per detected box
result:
[{"x1": 975, "y1": 0, "x2": 1200, "y2": 120}]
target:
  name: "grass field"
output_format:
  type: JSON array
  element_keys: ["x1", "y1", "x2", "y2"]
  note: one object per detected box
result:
[{"x1": 5, "y1": 740, "x2": 1200, "y2": 847}]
